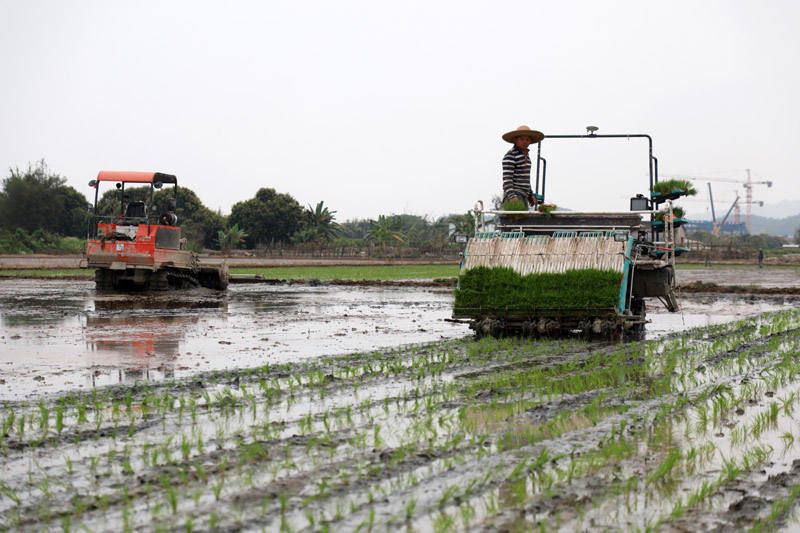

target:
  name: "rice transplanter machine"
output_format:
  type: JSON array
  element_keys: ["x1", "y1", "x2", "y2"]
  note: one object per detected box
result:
[{"x1": 452, "y1": 128, "x2": 690, "y2": 337}]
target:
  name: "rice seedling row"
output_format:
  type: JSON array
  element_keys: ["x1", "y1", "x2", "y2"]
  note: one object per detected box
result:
[{"x1": 3, "y1": 309, "x2": 800, "y2": 531}]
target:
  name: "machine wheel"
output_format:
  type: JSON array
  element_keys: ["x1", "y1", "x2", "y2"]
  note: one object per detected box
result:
[
  {"x1": 471, "y1": 317, "x2": 505, "y2": 338},
  {"x1": 196, "y1": 262, "x2": 230, "y2": 290},
  {"x1": 94, "y1": 269, "x2": 116, "y2": 290},
  {"x1": 166, "y1": 270, "x2": 200, "y2": 290},
  {"x1": 631, "y1": 299, "x2": 646, "y2": 332},
  {"x1": 146, "y1": 271, "x2": 170, "y2": 291}
]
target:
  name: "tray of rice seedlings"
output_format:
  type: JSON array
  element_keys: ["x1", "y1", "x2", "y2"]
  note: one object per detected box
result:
[
  {"x1": 453, "y1": 231, "x2": 638, "y2": 337},
  {"x1": 650, "y1": 179, "x2": 697, "y2": 203},
  {"x1": 454, "y1": 266, "x2": 623, "y2": 314},
  {"x1": 502, "y1": 198, "x2": 527, "y2": 211},
  {"x1": 652, "y1": 206, "x2": 687, "y2": 229},
  {"x1": 502, "y1": 198, "x2": 528, "y2": 220}
]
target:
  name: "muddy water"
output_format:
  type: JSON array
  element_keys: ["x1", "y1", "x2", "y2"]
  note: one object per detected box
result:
[
  {"x1": 645, "y1": 293, "x2": 797, "y2": 337},
  {"x1": 677, "y1": 266, "x2": 800, "y2": 288},
  {"x1": 0, "y1": 280, "x2": 463, "y2": 400},
  {"x1": 1, "y1": 277, "x2": 796, "y2": 401}
]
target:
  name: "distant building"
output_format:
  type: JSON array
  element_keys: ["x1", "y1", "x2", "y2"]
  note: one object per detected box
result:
[{"x1": 684, "y1": 220, "x2": 746, "y2": 235}]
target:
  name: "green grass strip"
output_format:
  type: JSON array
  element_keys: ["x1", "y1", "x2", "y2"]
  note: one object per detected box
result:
[
  {"x1": 232, "y1": 264, "x2": 460, "y2": 281},
  {"x1": 454, "y1": 266, "x2": 623, "y2": 314},
  {"x1": 0, "y1": 265, "x2": 461, "y2": 281},
  {"x1": 0, "y1": 269, "x2": 91, "y2": 278}
]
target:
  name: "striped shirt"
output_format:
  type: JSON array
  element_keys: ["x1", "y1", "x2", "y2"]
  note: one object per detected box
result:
[{"x1": 502, "y1": 145, "x2": 532, "y2": 202}]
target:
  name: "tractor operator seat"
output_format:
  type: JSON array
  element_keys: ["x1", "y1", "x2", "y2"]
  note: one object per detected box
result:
[{"x1": 124, "y1": 201, "x2": 147, "y2": 223}]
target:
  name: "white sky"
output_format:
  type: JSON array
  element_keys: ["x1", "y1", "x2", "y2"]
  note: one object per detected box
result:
[{"x1": 2, "y1": 0, "x2": 798, "y2": 222}]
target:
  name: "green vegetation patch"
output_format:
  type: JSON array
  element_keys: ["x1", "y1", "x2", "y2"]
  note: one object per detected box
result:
[
  {"x1": 233, "y1": 264, "x2": 460, "y2": 281},
  {"x1": 0, "y1": 269, "x2": 91, "y2": 278},
  {"x1": 454, "y1": 265, "x2": 623, "y2": 314},
  {"x1": 0, "y1": 228, "x2": 84, "y2": 254}
]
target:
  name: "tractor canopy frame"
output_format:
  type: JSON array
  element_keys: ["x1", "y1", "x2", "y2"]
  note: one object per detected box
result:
[{"x1": 87, "y1": 171, "x2": 179, "y2": 238}]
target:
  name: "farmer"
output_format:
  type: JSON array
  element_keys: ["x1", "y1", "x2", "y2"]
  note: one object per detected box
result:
[
  {"x1": 502, "y1": 125, "x2": 545, "y2": 208},
  {"x1": 758, "y1": 248, "x2": 764, "y2": 268}
]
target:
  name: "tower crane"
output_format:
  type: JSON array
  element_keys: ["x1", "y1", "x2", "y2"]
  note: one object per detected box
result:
[
  {"x1": 705, "y1": 185, "x2": 742, "y2": 236},
  {"x1": 660, "y1": 169, "x2": 772, "y2": 233},
  {"x1": 681, "y1": 187, "x2": 764, "y2": 235}
]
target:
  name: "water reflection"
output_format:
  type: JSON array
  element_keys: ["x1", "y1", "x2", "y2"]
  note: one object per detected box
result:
[
  {"x1": 85, "y1": 316, "x2": 185, "y2": 358},
  {"x1": 0, "y1": 281, "x2": 93, "y2": 326},
  {"x1": 92, "y1": 295, "x2": 227, "y2": 313}
]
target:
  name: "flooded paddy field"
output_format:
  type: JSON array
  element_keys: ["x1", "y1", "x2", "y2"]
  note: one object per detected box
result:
[
  {"x1": 2, "y1": 271, "x2": 800, "y2": 531},
  {"x1": 0, "y1": 280, "x2": 464, "y2": 400}
]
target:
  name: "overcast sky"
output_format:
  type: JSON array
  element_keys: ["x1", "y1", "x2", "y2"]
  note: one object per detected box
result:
[{"x1": 2, "y1": 1, "x2": 798, "y2": 222}]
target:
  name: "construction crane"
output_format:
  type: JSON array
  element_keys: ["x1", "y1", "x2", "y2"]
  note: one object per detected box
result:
[
  {"x1": 660, "y1": 169, "x2": 771, "y2": 233},
  {"x1": 681, "y1": 184, "x2": 764, "y2": 236},
  {"x1": 707, "y1": 185, "x2": 740, "y2": 236}
]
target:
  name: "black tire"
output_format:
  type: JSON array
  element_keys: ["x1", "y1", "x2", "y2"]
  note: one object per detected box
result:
[
  {"x1": 94, "y1": 269, "x2": 115, "y2": 290},
  {"x1": 631, "y1": 299, "x2": 646, "y2": 332}
]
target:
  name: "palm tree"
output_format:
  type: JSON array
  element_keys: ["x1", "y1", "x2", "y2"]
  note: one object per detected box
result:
[
  {"x1": 216, "y1": 223, "x2": 248, "y2": 254},
  {"x1": 306, "y1": 201, "x2": 341, "y2": 243},
  {"x1": 367, "y1": 215, "x2": 405, "y2": 252},
  {"x1": 291, "y1": 226, "x2": 318, "y2": 244},
  {"x1": 446, "y1": 212, "x2": 475, "y2": 236}
]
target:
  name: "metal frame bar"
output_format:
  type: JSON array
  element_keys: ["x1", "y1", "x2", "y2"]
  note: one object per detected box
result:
[{"x1": 535, "y1": 133, "x2": 658, "y2": 202}]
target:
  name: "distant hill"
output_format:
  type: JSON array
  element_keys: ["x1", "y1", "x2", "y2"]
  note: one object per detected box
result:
[
  {"x1": 749, "y1": 214, "x2": 800, "y2": 238},
  {"x1": 682, "y1": 200, "x2": 799, "y2": 238},
  {"x1": 548, "y1": 202, "x2": 798, "y2": 238},
  {"x1": 752, "y1": 200, "x2": 800, "y2": 220},
  {"x1": 684, "y1": 214, "x2": 798, "y2": 238}
]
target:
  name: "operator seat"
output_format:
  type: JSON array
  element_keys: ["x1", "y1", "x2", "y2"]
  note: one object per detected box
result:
[{"x1": 124, "y1": 201, "x2": 146, "y2": 222}]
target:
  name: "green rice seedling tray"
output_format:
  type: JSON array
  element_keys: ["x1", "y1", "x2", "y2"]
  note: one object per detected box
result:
[
  {"x1": 454, "y1": 266, "x2": 625, "y2": 319},
  {"x1": 456, "y1": 232, "x2": 635, "y2": 317},
  {"x1": 651, "y1": 217, "x2": 687, "y2": 230},
  {"x1": 650, "y1": 190, "x2": 689, "y2": 203}
]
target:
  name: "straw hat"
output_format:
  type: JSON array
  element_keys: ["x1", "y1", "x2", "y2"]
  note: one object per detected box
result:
[{"x1": 502, "y1": 125, "x2": 545, "y2": 144}]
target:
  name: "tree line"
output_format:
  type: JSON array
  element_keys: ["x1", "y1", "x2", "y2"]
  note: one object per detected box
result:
[
  {"x1": 0, "y1": 161, "x2": 473, "y2": 254},
  {"x1": 687, "y1": 230, "x2": 793, "y2": 252}
]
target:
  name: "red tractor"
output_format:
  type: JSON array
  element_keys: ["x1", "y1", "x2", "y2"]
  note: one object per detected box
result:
[{"x1": 80, "y1": 171, "x2": 229, "y2": 291}]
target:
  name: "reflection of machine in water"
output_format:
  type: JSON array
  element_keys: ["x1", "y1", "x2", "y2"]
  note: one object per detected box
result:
[
  {"x1": 84, "y1": 314, "x2": 196, "y2": 385},
  {"x1": 91, "y1": 293, "x2": 228, "y2": 312},
  {"x1": 82, "y1": 293, "x2": 228, "y2": 387}
]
